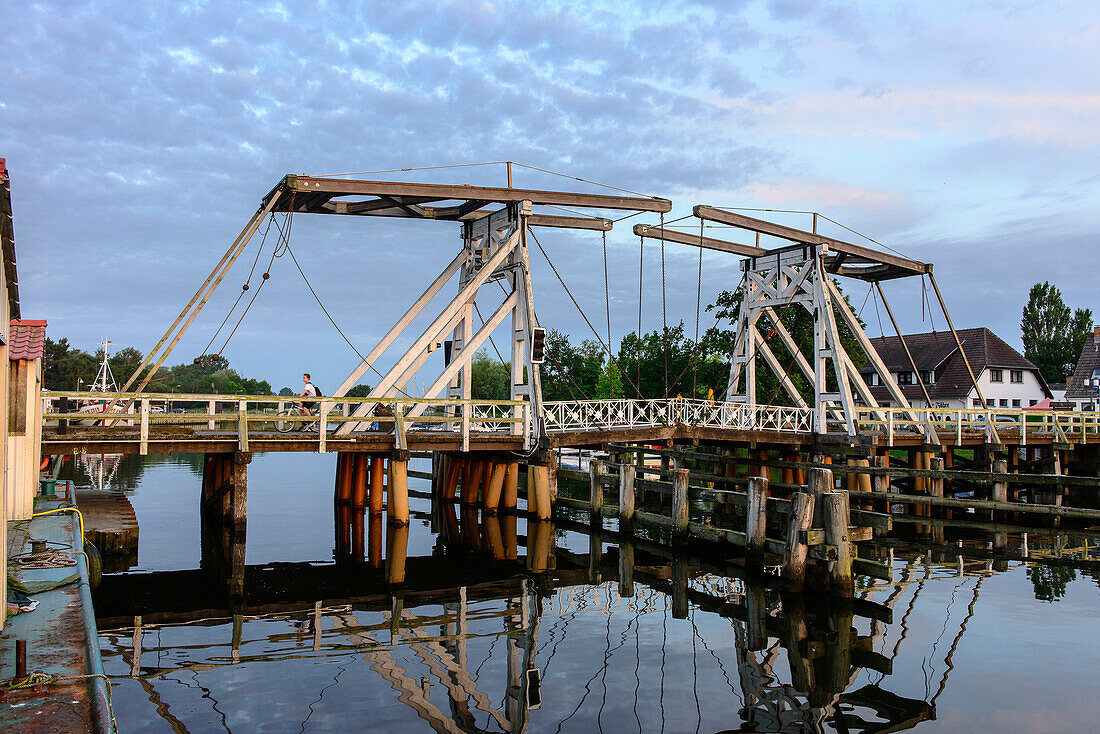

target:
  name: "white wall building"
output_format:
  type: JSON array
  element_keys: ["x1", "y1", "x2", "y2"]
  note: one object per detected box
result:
[{"x1": 860, "y1": 327, "x2": 1051, "y2": 411}]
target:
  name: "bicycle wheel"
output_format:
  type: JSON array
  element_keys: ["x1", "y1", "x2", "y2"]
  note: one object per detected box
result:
[{"x1": 274, "y1": 411, "x2": 299, "y2": 433}]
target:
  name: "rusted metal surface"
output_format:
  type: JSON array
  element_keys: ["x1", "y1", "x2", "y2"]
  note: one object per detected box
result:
[{"x1": 1, "y1": 497, "x2": 113, "y2": 733}]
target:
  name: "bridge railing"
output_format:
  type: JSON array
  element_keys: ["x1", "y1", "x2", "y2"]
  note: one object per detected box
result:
[
  {"x1": 852, "y1": 405, "x2": 1100, "y2": 445},
  {"x1": 541, "y1": 398, "x2": 814, "y2": 434},
  {"x1": 42, "y1": 391, "x2": 531, "y2": 453}
]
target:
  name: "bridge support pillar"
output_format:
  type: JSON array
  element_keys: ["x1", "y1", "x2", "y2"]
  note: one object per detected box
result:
[{"x1": 388, "y1": 452, "x2": 410, "y2": 526}]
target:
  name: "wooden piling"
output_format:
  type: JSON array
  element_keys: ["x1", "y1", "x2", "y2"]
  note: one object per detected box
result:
[
  {"x1": 484, "y1": 462, "x2": 506, "y2": 512},
  {"x1": 823, "y1": 491, "x2": 854, "y2": 597},
  {"x1": 619, "y1": 464, "x2": 636, "y2": 527},
  {"x1": 388, "y1": 457, "x2": 410, "y2": 526},
  {"x1": 443, "y1": 456, "x2": 461, "y2": 501},
  {"x1": 231, "y1": 452, "x2": 250, "y2": 526},
  {"x1": 351, "y1": 453, "x2": 368, "y2": 509},
  {"x1": 528, "y1": 465, "x2": 552, "y2": 520},
  {"x1": 746, "y1": 476, "x2": 769, "y2": 565},
  {"x1": 351, "y1": 508, "x2": 365, "y2": 562},
  {"x1": 502, "y1": 462, "x2": 519, "y2": 510},
  {"x1": 745, "y1": 584, "x2": 767, "y2": 650},
  {"x1": 369, "y1": 455, "x2": 385, "y2": 514},
  {"x1": 782, "y1": 491, "x2": 815, "y2": 592},
  {"x1": 589, "y1": 459, "x2": 604, "y2": 518},
  {"x1": 672, "y1": 468, "x2": 689, "y2": 540}
]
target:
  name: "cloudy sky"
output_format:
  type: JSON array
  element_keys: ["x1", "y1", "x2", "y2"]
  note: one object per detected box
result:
[{"x1": 2, "y1": 0, "x2": 1097, "y2": 393}]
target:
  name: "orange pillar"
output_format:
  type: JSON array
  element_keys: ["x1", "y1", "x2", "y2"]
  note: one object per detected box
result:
[
  {"x1": 369, "y1": 455, "x2": 385, "y2": 514},
  {"x1": 351, "y1": 454, "x2": 368, "y2": 509}
]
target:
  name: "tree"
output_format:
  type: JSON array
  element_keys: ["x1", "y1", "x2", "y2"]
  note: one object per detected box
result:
[
  {"x1": 702, "y1": 283, "x2": 865, "y2": 405},
  {"x1": 595, "y1": 357, "x2": 624, "y2": 399},
  {"x1": 345, "y1": 383, "x2": 373, "y2": 397},
  {"x1": 1021, "y1": 282, "x2": 1094, "y2": 383},
  {"x1": 541, "y1": 329, "x2": 604, "y2": 400},
  {"x1": 278, "y1": 387, "x2": 295, "y2": 397},
  {"x1": 470, "y1": 349, "x2": 510, "y2": 400}
]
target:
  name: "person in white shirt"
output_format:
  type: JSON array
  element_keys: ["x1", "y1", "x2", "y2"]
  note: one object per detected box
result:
[{"x1": 298, "y1": 373, "x2": 320, "y2": 418}]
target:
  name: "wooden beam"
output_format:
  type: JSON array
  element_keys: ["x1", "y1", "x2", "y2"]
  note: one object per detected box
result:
[
  {"x1": 631, "y1": 224, "x2": 766, "y2": 257},
  {"x1": 265, "y1": 175, "x2": 672, "y2": 213},
  {"x1": 693, "y1": 205, "x2": 930, "y2": 277}
]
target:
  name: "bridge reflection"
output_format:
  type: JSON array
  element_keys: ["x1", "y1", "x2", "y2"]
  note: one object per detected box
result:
[{"x1": 95, "y1": 500, "x2": 975, "y2": 733}]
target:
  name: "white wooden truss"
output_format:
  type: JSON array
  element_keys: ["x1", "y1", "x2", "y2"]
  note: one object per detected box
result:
[
  {"x1": 726, "y1": 243, "x2": 933, "y2": 439},
  {"x1": 332, "y1": 202, "x2": 541, "y2": 444}
]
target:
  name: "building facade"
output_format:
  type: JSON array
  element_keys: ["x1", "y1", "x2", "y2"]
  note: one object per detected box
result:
[
  {"x1": 860, "y1": 327, "x2": 1050, "y2": 411},
  {"x1": 1064, "y1": 326, "x2": 1100, "y2": 410}
]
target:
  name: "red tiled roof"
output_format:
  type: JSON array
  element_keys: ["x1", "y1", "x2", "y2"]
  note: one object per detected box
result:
[{"x1": 9, "y1": 318, "x2": 46, "y2": 361}]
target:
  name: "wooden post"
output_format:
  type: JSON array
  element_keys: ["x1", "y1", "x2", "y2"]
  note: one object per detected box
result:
[
  {"x1": 547, "y1": 450, "x2": 559, "y2": 502},
  {"x1": 443, "y1": 455, "x2": 461, "y2": 501},
  {"x1": 231, "y1": 452, "x2": 250, "y2": 526},
  {"x1": 462, "y1": 460, "x2": 480, "y2": 506},
  {"x1": 672, "y1": 468, "x2": 689, "y2": 540},
  {"x1": 502, "y1": 462, "x2": 519, "y2": 510},
  {"x1": 485, "y1": 514, "x2": 505, "y2": 559},
  {"x1": 589, "y1": 459, "x2": 604, "y2": 519},
  {"x1": 351, "y1": 453, "x2": 368, "y2": 509},
  {"x1": 824, "y1": 601, "x2": 854, "y2": 694},
  {"x1": 484, "y1": 462, "x2": 506, "y2": 512},
  {"x1": 823, "y1": 491, "x2": 853, "y2": 597},
  {"x1": 529, "y1": 465, "x2": 551, "y2": 521},
  {"x1": 782, "y1": 595, "x2": 815, "y2": 692},
  {"x1": 388, "y1": 456, "x2": 410, "y2": 526},
  {"x1": 929, "y1": 456, "x2": 945, "y2": 498},
  {"x1": 782, "y1": 491, "x2": 815, "y2": 592},
  {"x1": 369, "y1": 456, "x2": 385, "y2": 514},
  {"x1": 746, "y1": 476, "x2": 769, "y2": 566},
  {"x1": 619, "y1": 464, "x2": 636, "y2": 527},
  {"x1": 588, "y1": 530, "x2": 602, "y2": 584},
  {"x1": 351, "y1": 507, "x2": 365, "y2": 562}
]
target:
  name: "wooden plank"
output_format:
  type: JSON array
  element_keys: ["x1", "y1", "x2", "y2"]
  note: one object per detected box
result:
[
  {"x1": 267, "y1": 175, "x2": 672, "y2": 213},
  {"x1": 693, "y1": 205, "x2": 930, "y2": 277},
  {"x1": 631, "y1": 224, "x2": 766, "y2": 257}
]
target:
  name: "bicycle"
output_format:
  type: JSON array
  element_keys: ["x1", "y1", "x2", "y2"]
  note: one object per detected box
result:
[{"x1": 274, "y1": 403, "x2": 316, "y2": 433}]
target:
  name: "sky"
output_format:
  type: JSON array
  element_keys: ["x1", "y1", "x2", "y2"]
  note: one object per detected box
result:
[{"x1": 2, "y1": 0, "x2": 1098, "y2": 393}]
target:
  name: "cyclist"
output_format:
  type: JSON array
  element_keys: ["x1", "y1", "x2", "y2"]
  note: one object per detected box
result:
[{"x1": 298, "y1": 373, "x2": 320, "y2": 419}]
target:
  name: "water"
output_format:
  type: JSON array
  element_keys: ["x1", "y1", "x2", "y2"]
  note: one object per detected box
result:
[{"x1": 69, "y1": 453, "x2": 1100, "y2": 733}]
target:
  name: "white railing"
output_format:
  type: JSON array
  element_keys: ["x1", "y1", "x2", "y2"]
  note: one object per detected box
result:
[
  {"x1": 542, "y1": 398, "x2": 814, "y2": 435},
  {"x1": 852, "y1": 406, "x2": 1100, "y2": 445},
  {"x1": 43, "y1": 391, "x2": 532, "y2": 454}
]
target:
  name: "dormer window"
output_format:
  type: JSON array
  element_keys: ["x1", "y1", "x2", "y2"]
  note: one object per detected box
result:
[{"x1": 897, "y1": 371, "x2": 914, "y2": 385}]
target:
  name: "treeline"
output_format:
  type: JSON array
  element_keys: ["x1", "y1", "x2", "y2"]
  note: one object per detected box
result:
[
  {"x1": 471, "y1": 285, "x2": 866, "y2": 403},
  {"x1": 43, "y1": 339, "x2": 273, "y2": 395}
]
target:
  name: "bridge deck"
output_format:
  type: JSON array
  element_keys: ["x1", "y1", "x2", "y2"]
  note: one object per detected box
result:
[{"x1": 41, "y1": 426, "x2": 524, "y2": 456}]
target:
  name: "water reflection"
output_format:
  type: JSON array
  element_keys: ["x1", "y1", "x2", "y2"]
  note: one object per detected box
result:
[{"x1": 86, "y1": 455, "x2": 1100, "y2": 732}]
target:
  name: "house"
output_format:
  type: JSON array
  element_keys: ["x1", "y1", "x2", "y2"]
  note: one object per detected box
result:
[
  {"x1": 6, "y1": 319, "x2": 45, "y2": 521},
  {"x1": 859, "y1": 327, "x2": 1051, "y2": 410},
  {"x1": 1064, "y1": 326, "x2": 1100, "y2": 410}
]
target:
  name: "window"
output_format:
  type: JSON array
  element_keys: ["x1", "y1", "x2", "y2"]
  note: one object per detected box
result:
[
  {"x1": 973, "y1": 398, "x2": 983, "y2": 407},
  {"x1": 1029, "y1": 399, "x2": 1038, "y2": 406},
  {"x1": 869, "y1": 373, "x2": 880, "y2": 386},
  {"x1": 1000, "y1": 399, "x2": 1009, "y2": 407},
  {"x1": 897, "y1": 371, "x2": 914, "y2": 385},
  {"x1": 922, "y1": 370, "x2": 935, "y2": 385},
  {"x1": 1012, "y1": 399, "x2": 1021, "y2": 407},
  {"x1": 990, "y1": 369, "x2": 1004, "y2": 383},
  {"x1": 1010, "y1": 370, "x2": 1023, "y2": 383}
]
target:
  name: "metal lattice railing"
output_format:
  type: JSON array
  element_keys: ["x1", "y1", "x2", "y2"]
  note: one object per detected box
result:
[{"x1": 542, "y1": 398, "x2": 814, "y2": 435}]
